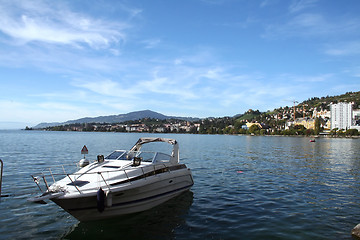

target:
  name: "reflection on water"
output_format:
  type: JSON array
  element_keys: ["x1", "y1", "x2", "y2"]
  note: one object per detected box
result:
[
  {"x1": 1, "y1": 131, "x2": 360, "y2": 239},
  {"x1": 63, "y1": 191, "x2": 193, "y2": 239}
]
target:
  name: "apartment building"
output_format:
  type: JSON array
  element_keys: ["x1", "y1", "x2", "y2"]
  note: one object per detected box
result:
[{"x1": 330, "y1": 102, "x2": 353, "y2": 130}]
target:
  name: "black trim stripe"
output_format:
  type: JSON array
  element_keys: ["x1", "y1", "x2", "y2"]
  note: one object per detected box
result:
[
  {"x1": 102, "y1": 165, "x2": 121, "y2": 169},
  {"x1": 111, "y1": 184, "x2": 192, "y2": 207},
  {"x1": 109, "y1": 164, "x2": 187, "y2": 187},
  {"x1": 68, "y1": 183, "x2": 193, "y2": 212}
]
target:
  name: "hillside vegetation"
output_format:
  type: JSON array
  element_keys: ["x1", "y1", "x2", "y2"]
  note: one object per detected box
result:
[{"x1": 302, "y1": 91, "x2": 360, "y2": 110}]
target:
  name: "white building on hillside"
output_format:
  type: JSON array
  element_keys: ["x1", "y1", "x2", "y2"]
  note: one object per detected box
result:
[
  {"x1": 312, "y1": 108, "x2": 330, "y2": 119},
  {"x1": 330, "y1": 102, "x2": 353, "y2": 130}
]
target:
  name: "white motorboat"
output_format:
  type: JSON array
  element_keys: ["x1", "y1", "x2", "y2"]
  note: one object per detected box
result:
[{"x1": 28, "y1": 137, "x2": 194, "y2": 221}]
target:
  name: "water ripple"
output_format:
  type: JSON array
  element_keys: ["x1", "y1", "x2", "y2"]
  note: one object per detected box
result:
[{"x1": 1, "y1": 132, "x2": 360, "y2": 239}]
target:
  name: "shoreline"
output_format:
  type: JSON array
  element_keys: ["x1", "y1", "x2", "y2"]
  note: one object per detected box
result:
[
  {"x1": 243, "y1": 134, "x2": 360, "y2": 139},
  {"x1": 14, "y1": 128, "x2": 360, "y2": 139}
]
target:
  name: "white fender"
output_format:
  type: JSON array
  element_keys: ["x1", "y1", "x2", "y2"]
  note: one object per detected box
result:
[{"x1": 106, "y1": 190, "x2": 113, "y2": 207}]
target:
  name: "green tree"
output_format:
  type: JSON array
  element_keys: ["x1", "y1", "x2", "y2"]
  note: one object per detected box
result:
[
  {"x1": 330, "y1": 128, "x2": 338, "y2": 135},
  {"x1": 238, "y1": 128, "x2": 247, "y2": 134},
  {"x1": 83, "y1": 124, "x2": 94, "y2": 132},
  {"x1": 314, "y1": 117, "x2": 321, "y2": 135},
  {"x1": 249, "y1": 124, "x2": 261, "y2": 135},
  {"x1": 305, "y1": 129, "x2": 315, "y2": 136},
  {"x1": 337, "y1": 129, "x2": 345, "y2": 136},
  {"x1": 294, "y1": 124, "x2": 305, "y2": 135},
  {"x1": 345, "y1": 129, "x2": 359, "y2": 136},
  {"x1": 199, "y1": 125, "x2": 206, "y2": 134},
  {"x1": 207, "y1": 127, "x2": 215, "y2": 134}
]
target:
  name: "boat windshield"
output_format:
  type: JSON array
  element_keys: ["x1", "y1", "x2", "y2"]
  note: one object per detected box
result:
[
  {"x1": 137, "y1": 152, "x2": 171, "y2": 163},
  {"x1": 154, "y1": 152, "x2": 171, "y2": 162},
  {"x1": 137, "y1": 152, "x2": 155, "y2": 162},
  {"x1": 105, "y1": 150, "x2": 126, "y2": 160},
  {"x1": 105, "y1": 150, "x2": 171, "y2": 163},
  {"x1": 105, "y1": 150, "x2": 138, "y2": 160}
]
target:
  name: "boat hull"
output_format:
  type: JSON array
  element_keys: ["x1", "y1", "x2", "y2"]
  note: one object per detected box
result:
[{"x1": 52, "y1": 170, "x2": 193, "y2": 221}]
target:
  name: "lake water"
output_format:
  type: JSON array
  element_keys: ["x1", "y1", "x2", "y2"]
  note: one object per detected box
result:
[{"x1": 0, "y1": 130, "x2": 360, "y2": 239}]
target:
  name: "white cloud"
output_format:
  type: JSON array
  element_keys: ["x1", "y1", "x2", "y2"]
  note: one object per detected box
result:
[
  {"x1": 0, "y1": 96, "x2": 136, "y2": 126},
  {"x1": 174, "y1": 59, "x2": 183, "y2": 65},
  {"x1": 343, "y1": 66, "x2": 360, "y2": 78},
  {"x1": 33, "y1": 87, "x2": 138, "y2": 115},
  {"x1": 37, "y1": 102, "x2": 82, "y2": 114},
  {"x1": 288, "y1": 0, "x2": 318, "y2": 13},
  {"x1": 0, "y1": 100, "x2": 72, "y2": 124},
  {"x1": 260, "y1": 0, "x2": 274, "y2": 8},
  {"x1": 200, "y1": 0, "x2": 227, "y2": 5},
  {"x1": 135, "y1": 69, "x2": 199, "y2": 99},
  {"x1": 201, "y1": 68, "x2": 223, "y2": 80},
  {"x1": 142, "y1": 39, "x2": 161, "y2": 49},
  {"x1": 263, "y1": 13, "x2": 360, "y2": 39},
  {"x1": 72, "y1": 79, "x2": 129, "y2": 97},
  {"x1": 290, "y1": 73, "x2": 333, "y2": 82},
  {"x1": 0, "y1": 0, "x2": 128, "y2": 48},
  {"x1": 324, "y1": 41, "x2": 360, "y2": 56},
  {"x1": 291, "y1": 13, "x2": 324, "y2": 28},
  {"x1": 263, "y1": 13, "x2": 325, "y2": 39}
]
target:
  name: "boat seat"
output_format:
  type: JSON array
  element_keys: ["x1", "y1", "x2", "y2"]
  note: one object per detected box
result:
[{"x1": 132, "y1": 157, "x2": 142, "y2": 166}]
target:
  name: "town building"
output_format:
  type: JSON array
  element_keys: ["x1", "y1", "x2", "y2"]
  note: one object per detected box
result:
[
  {"x1": 352, "y1": 109, "x2": 360, "y2": 131},
  {"x1": 312, "y1": 108, "x2": 330, "y2": 119},
  {"x1": 294, "y1": 118, "x2": 316, "y2": 129},
  {"x1": 246, "y1": 122, "x2": 262, "y2": 129}
]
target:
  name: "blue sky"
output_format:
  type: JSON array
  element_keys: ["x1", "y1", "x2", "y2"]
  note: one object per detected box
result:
[{"x1": 0, "y1": 0, "x2": 359, "y2": 128}]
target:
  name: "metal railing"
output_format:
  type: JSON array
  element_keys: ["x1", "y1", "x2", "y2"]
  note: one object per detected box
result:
[
  {"x1": 0, "y1": 159, "x2": 3, "y2": 196},
  {"x1": 0, "y1": 159, "x2": 9, "y2": 198},
  {"x1": 31, "y1": 161, "x2": 170, "y2": 195}
]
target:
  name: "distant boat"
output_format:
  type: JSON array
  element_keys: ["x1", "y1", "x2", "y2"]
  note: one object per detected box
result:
[{"x1": 310, "y1": 139, "x2": 316, "y2": 142}]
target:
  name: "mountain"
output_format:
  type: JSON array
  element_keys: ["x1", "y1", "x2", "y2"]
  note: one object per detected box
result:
[
  {"x1": 33, "y1": 110, "x2": 199, "y2": 129},
  {"x1": 32, "y1": 91, "x2": 360, "y2": 129}
]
